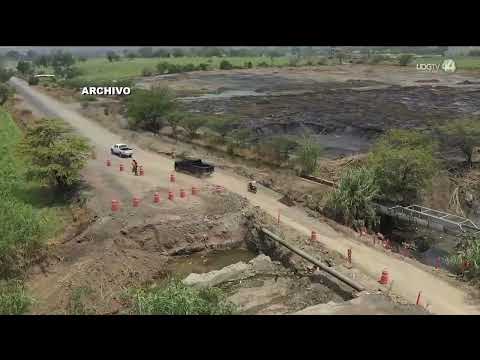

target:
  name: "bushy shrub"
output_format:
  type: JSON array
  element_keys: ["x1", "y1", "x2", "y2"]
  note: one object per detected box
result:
[
  {"x1": 257, "y1": 61, "x2": 270, "y2": 68},
  {"x1": 326, "y1": 167, "x2": 379, "y2": 230},
  {"x1": 28, "y1": 76, "x2": 39, "y2": 85},
  {"x1": 156, "y1": 61, "x2": 169, "y2": 74},
  {"x1": 219, "y1": 60, "x2": 233, "y2": 70},
  {"x1": 317, "y1": 57, "x2": 327, "y2": 65},
  {"x1": 197, "y1": 63, "x2": 209, "y2": 71},
  {"x1": 183, "y1": 63, "x2": 196, "y2": 72},
  {"x1": 447, "y1": 233, "x2": 480, "y2": 279},
  {"x1": 142, "y1": 67, "x2": 154, "y2": 77},
  {"x1": 398, "y1": 54, "x2": 414, "y2": 66}
]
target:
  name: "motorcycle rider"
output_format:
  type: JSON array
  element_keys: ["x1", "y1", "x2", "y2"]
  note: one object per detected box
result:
[{"x1": 248, "y1": 180, "x2": 257, "y2": 192}]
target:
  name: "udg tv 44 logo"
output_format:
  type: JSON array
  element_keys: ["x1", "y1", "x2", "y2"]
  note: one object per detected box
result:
[{"x1": 417, "y1": 59, "x2": 456, "y2": 73}]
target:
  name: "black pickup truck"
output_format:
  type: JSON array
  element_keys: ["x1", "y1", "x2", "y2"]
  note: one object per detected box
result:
[{"x1": 174, "y1": 159, "x2": 214, "y2": 177}]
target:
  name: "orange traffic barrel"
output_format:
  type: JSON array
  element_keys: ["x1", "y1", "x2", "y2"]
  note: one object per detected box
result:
[
  {"x1": 111, "y1": 199, "x2": 120, "y2": 212},
  {"x1": 132, "y1": 196, "x2": 140, "y2": 207},
  {"x1": 378, "y1": 269, "x2": 390, "y2": 285}
]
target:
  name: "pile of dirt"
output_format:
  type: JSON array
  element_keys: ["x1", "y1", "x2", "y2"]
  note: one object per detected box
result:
[{"x1": 26, "y1": 190, "x2": 253, "y2": 314}]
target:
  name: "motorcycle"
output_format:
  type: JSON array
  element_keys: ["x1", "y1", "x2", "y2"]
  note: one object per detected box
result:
[{"x1": 248, "y1": 183, "x2": 257, "y2": 194}]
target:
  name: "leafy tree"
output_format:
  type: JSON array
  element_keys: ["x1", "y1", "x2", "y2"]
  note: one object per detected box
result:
[
  {"x1": 256, "y1": 135, "x2": 298, "y2": 163},
  {"x1": 126, "y1": 52, "x2": 137, "y2": 60},
  {"x1": 198, "y1": 47, "x2": 223, "y2": 57},
  {"x1": 19, "y1": 119, "x2": 91, "y2": 190},
  {"x1": 336, "y1": 50, "x2": 347, "y2": 64},
  {"x1": 440, "y1": 119, "x2": 480, "y2": 168},
  {"x1": 5, "y1": 51, "x2": 20, "y2": 60},
  {"x1": 33, "y1": 54, "x2": 51, "y2": 67},
  {"x1": 294, "y1": 134, "x2": 323, "y2": 175},
  {"x1": 51, "y1": 51, "x2": 75, "y2": 78},
  {"x1": 16, "y1": 61, "x2": 32, "y2": 75},
  {"x1": 63, "y1": 66, "x2": 83, "y2": 80},
  {"x1": 180, "y1": 114, "x2": 207, "y2": 139},
  {"x1": 78, "y1": 56, "x2": 87, "y2": 62},
  {"x1": 138, "y1": 47, "x2": 153, "y2": 58},
  {"x1": 368, "y1": 129, "x2": 438, "y2": 205},
  {"x1": 0, "y1": 66, "x2": 14, "y2": 82},
  {"x1": 398, "y1": 54, "x2": 414, "y2": 66},
  {"x1": 130, "y1": 279, "x2": 236, "y2": 315},
  {"x1": 327, "y1": 167, "x2": 379, "y2": 230},
  {"x1": 126, "y1": 87, "x2": 176, "y2": 133},
  {"x1": 172, "y1": 48, "x2": 185, "y2": 57},
  {"x1": 106, "y1": 51, "x2": 120, "y2": 62},
  {"x1": 153, "y1": 49, "x2": 169, "y2": 58},
  {"x1": 0, "y1": 83, "x2": 12, "y2": 105}
]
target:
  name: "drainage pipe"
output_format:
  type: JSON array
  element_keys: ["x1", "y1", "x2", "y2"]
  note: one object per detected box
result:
[{"x1": 261, "y1": 228, "x2": 365, "y2": 292}]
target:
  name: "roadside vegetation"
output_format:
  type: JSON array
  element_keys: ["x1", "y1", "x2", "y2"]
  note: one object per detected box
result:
[
  {"x1": 128, "y1": 279, "x2": 237, "y2": 315},
  {"x1": 0, "y1": 280, "x2": 32, "y2": 315},
  {"x1": 326, "y1": 167, "x2": 379, "y2": 230},
  {"x1": 0, "y1": 88, "x2": 91, "y2": 312},
  {"x1": 448, "y1": 233, "x2": 480, "y2": 280},
  {"x1": 19, "y1": 119, "x2": 91, "y2": 191},
  {"x1": 327, "y1": 129, "x2": 439, "y2": 230}
]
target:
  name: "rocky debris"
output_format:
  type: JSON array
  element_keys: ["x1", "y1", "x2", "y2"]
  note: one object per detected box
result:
[
  {"x1": 292, "y1": 294, "x2": 430, "y2": 315},
  {"x1": 182, "y1": 255, "x2": 286, "y2": 289},
  {"x1": 183, "y1": 261, "x2": 253, "y2": 289}
]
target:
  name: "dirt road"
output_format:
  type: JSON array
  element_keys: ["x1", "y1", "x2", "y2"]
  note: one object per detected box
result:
[{"x1": 10, "y1": 77, "x2": 480, "y2": 314}]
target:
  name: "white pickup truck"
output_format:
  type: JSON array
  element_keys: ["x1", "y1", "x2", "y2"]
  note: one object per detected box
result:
[{"x1": 110, "y1": 144, "x2": 133, "y2": 158}]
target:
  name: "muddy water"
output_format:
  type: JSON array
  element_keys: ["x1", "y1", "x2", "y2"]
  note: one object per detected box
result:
[{"x1": 165, "y1": 248, "x2": 256, "y2": 279}]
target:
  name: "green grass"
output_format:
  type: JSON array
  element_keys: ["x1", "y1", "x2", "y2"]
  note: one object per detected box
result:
[
  {"x1": 414, "y1": 56, "x2": 480, "y2": 71},
  {"x1": 0, "y1": 280, "x2": 32, "y2": 315},
  {"x1": 0, "y1": 108, "x2": 62, "y2": 278},
  {"x1": 71, "y1": 56, "x2": 291, "y2": 82},
  {"x1": 129, "y1": 278, "x2": 237, "y2": 315}
]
